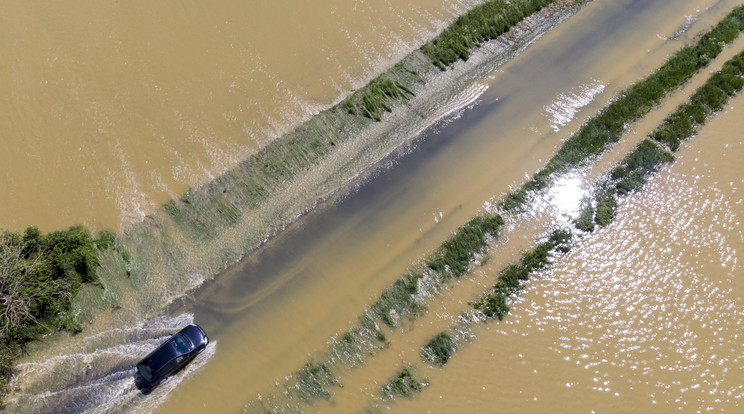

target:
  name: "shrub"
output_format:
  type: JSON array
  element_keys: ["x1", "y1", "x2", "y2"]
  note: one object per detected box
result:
[
  {"x1": 382, "y1": 367, "x2": 424, "y2": 399},
  {"x1": 422, "y1": 332, "x2": 455, "y2": 365}
]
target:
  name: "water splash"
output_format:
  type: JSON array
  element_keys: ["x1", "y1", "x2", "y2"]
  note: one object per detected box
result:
[
  {"x1": 544, "y1": 79, "x2": 605, "y2": 132},
  {"x1": 5, "y1": 313, "x2": 215, "y2": 414}
]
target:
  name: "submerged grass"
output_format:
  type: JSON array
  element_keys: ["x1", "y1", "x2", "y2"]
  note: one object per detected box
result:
[
  {"x1": 373, "y1": 213, "x2": 505, "y2": 328},
  {"x1": 471, "y1": 228, "x2": 572, "y2": 322}
]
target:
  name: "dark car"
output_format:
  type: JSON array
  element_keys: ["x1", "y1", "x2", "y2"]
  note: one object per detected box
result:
[{"x1": 136, "y1": 323, "x2": 209, "y2": 389}]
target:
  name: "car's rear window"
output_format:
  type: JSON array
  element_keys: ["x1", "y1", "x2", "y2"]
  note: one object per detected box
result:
[
  {"x1": 172, "y1": 333, "x2": 191, "y2": 354},
  {"x1": 138, "y1": 362, "x2": 153, "y2": 381}
]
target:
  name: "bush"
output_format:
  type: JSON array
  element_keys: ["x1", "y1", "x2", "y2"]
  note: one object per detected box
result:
[
  {"x1": 382, "y1": 367, "x2": 424, "y2": 399},
  {"x1": 1, "y1": 224, "x2": 109, "y2": 402},
  {"x1": 422, "y1": 332, "x2": 455, "y2": 365}
]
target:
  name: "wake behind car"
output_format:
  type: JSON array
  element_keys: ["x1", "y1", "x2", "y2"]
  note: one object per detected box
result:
[{"x1": 136, "y1": 323, "x2": 209, "y2": 389}]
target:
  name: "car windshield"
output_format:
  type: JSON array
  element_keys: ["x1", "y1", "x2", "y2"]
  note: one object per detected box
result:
[{"x1": 171, "y1": 333, "x2": 191, "y2": 354}]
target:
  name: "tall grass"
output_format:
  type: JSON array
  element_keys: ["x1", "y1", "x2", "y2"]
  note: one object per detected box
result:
[
  {"x1": 422, "y1": 0, "x2": 556, "y2": 69},
  {"x1": 651, "y1": 49, "x2": 744, "y2": 150},
  {"x1": 381, "y1": 367, "x2": 425, "y2": 400},
  {"x1": 575, "y1": 47, "x2": 744, "y2": 233}
]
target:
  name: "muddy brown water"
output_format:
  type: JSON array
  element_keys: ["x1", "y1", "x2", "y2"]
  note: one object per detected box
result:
[
  {"x1": 0, "y1": 0, "x2": 483, "y2": 232},
  {"x1": 389, "y1": 91, "x2": 744, "y2": 414},
  {"x1": 151, "y1": 0, "x2": 744, "y2": 413},
  {"x1": 5, "y1": 0, "x2": 744, "y2": 412}
]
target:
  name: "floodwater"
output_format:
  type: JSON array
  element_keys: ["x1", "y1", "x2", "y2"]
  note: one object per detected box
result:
[
  {"x1": 0, "y1": 0, "x2": 482, "y2": 232},
  {"x1": 392, "y1": 89, "x2": 744, "y2": 414},
  {"x1": 6, "y1": 0, "x2": 744, "y2": 413}
]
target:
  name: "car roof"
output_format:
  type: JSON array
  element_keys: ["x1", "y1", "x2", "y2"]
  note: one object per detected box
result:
[{"x1": 144, "y1": 334, "x2": 190, "y2": 373}]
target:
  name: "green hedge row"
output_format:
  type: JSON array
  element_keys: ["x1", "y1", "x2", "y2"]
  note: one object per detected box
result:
[{"x1": 0, "y1": 225, "x2": 117, "y2": 401}]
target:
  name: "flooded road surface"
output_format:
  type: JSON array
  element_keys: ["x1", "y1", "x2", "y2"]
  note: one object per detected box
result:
[
  {"x1": 392, "y1": 91, "x2": 744, "y2": 414},
  {"x1": 147, "y1": 0, "x2": 744, "y2": 413},
  {"x1": 0, "y1": 0, "x2": 482, "y2": 232}
]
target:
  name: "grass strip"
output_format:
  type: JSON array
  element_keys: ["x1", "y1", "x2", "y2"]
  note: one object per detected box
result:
[
  {"x1": 373, "y1": 214, "x2": 504, "y2": 327},
  {"x1": 651, "y1": 49, "x2": 744, "y2": 150},
  {"x1": 578, "y1": 47, "x2": 744, "y2": 232},
  {"x1": 422, "y1": 0, "x2": 556, "y2": 69},
  {"x1": 471, "y1": 228, "x2": 572, "y2": 322}
]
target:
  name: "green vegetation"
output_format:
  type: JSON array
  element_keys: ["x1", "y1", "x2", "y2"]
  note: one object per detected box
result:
[
  {"x1": 381, "y1": 367, "x2": 425, "y2": 399},
  {"x1": 651, "y1": 49, "x2": 744, "y2": 150},
  {"x1": 373, "y1": 213, "x2": 504, "y2": 327},
  {"x1": 344, "y1": 75, "x2": 415, "y2": 121},
  {"x1": 421, "y1": 332, "x2": 455, "y2": 366},
  {"x1": 612, "y1": 140, "x2": 675, "y2": 195},
  {"x1": 573, "y1": 139, "x2": 675, "y2": 232},
  {"x1": 576, "y1": 47, "x2": 744, "y2": 234},
  {"x1": 296, "y1": 362, "x2": 339, "y2": 402},
  {"x1": 373, "y1": 272, "x2": 423, "y2": 327},
  {"x1": 472, "y1": 229, "x2": 572, "y2": 321},
  {"x1": 422, "y1": 0, "x2": 556, "y2": 69},
  {"x1": 426, "y1": 214, "x2": 505, "y2": 278},
  {"x1": 499, "y1": 5, "x2": 744, "y2": 213},
  {"x1": 0, "y1": 225, "x2": 112, "y2": 401}
]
